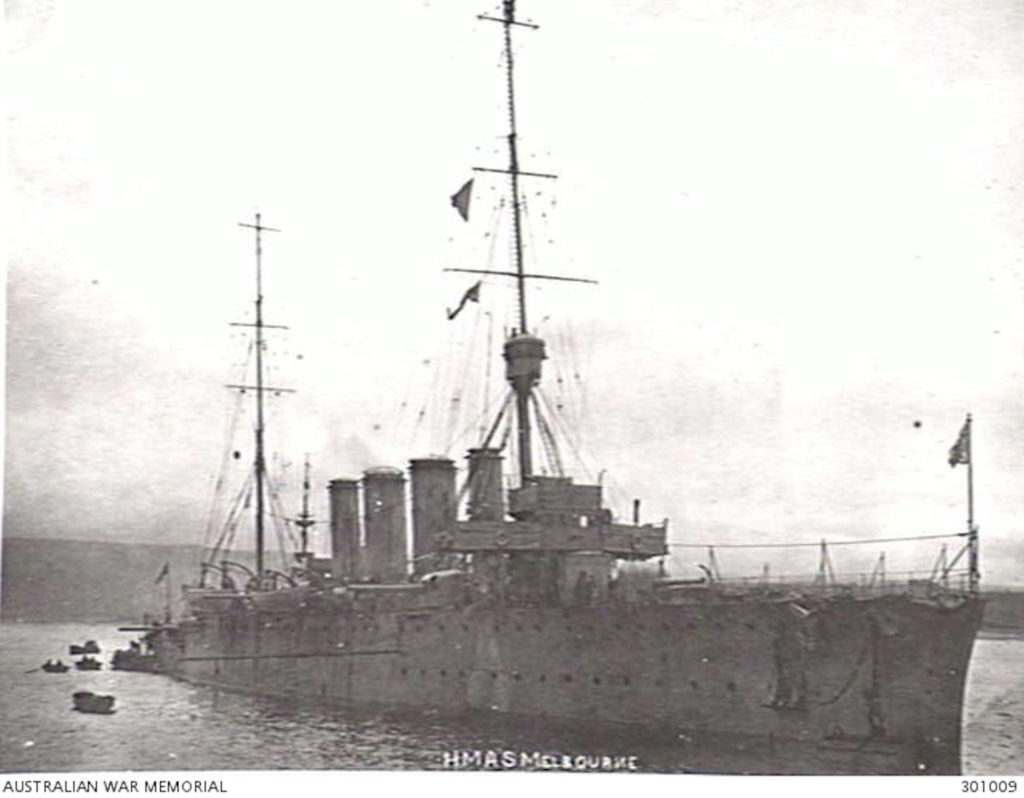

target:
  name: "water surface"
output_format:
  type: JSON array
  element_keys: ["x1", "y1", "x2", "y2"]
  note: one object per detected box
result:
[{"x1": 2, "y1": 623, "x2": 1019, "y2": 774}]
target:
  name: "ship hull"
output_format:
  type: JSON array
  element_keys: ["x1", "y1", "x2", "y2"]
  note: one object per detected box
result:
[{"x1": 151, "y1": 592, "x2": 982, "y2": 774}]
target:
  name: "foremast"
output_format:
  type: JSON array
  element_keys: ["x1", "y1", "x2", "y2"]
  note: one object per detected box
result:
[{"x1": 461, "y1": 1, "x2": 593, "y2": 486}]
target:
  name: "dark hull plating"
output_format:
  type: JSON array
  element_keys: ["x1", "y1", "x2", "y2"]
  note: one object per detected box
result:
[{"x1": 150, "y1": 590, "x2": 983, "y2": 774}]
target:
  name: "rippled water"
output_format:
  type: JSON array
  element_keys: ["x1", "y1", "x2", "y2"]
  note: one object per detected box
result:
[
  {"x1": 963, "y1": 635, "x2": 1024, "y2": 774},
  {"x1": 1, "y1": 623, "x2": 1020, "y2": 774}
]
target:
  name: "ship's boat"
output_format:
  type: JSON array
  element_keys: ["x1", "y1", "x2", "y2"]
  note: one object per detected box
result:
[
  {"x1": 74, "y1": 656, "x2": 102, "y2": 671},
  {"x1": 41, "y1": 660, "x2": 70, "y2": 673},
  {"x1": 142, "y1": 1, "x2": 984, "y2": 775},
  {"x1": 71, "y1": 691, "x2": 115, "y2": 714},
  {"x1": 111, "y1": 648, "x2": 161, "y2": 673},
  {"x1": 69, "y1": 640, "x2": 100, "y2": 656},
  {"x1": 111, "y1": 637, "x2": 162, "y2": 673}
]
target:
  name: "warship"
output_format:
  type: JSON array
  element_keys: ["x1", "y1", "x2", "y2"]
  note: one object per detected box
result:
[{"x1": 137, "y1": 1, "x2": 984, "y2": 775}]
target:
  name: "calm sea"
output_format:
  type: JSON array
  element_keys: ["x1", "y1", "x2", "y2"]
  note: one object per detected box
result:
[{"x1": 1, "y1": 623, "x2": 1020, "y2": 774}]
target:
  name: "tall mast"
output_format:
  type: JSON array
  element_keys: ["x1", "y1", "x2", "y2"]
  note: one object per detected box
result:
[
  {"x1": 235, "y1": 213, "x2": 282, "y2": 580},
  {"x1": 501, "y1": 0, "x2": 533, "y2": 483},
  {"x1": 501, "y1": 0, "x2": 528, "y2": 335},
  {"x1": 463, "y1": 1, "x2": 593, "y2": 485},
  {"x1": 254, "y1": 215, "x2": 267, "y2": 579},
  {"x1": 487, "y1": 0, "x2": 539, "y2": 483}
]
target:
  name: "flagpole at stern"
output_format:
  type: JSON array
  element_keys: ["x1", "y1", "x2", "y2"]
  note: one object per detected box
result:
[
  {"x1": 966, "y1": 413, "x2": 979, "y2": 593},
  {"x1": 948, "y1": 414, "x2": 978, "y2": 593}
]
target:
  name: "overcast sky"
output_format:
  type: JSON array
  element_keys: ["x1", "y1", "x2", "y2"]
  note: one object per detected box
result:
[{"x1": 6, "y1": 0, "x2": 1024, "y2": 586}]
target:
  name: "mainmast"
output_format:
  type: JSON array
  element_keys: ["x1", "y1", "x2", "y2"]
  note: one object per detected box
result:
[{"x1": 233, "y1": 213, "x2": 289, "y2": 581}]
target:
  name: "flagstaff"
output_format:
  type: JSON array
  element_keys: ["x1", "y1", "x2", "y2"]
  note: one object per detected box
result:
[
  {"x1": 967, "y1": 413, "x2": 979, "y2": 593},
  {"x1": 948, "y1": 413, "x2": 979, "y2": 592},
  {"x1": 967, "y1": 413, "x2": 974, "y2": 532}
]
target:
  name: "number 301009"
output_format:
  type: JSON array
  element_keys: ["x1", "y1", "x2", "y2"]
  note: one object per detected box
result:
[{"x1": 962, "y1": 782, "x2": 1017, "y2": 793}]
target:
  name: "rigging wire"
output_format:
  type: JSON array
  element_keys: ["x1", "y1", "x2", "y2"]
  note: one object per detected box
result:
[
  {"x1": 707, "y1": 566, "x2": 970, "y2": 584},
  {"x1": 202, "y1": 339, "x2": 255, "y2": 552},
  {"x1": 529, "y1": 390, "x2": 564, "y2": 476},
  {"x1": 536, "y1": 386, "x2": 596, "y2": 484},
  {"x1": 209, "y1": 469, "x2": 255, "y2": 564},
  {"x1": 667, "y1": 532, "x2": 969, "y2": 550},
  {"x1": 447, "y1": 386, "x2": 514, "y2": 456},
  {"x1": 481, "y1": 310, "x2": 495, "y2": 440},
  {"x1": 542, "y1": 331, "x2": 582, "y2": 461},
  {"x1": 446, "y1": 305, "x2": 483, "y2": 450},
  {"x1": 562, "y1": 319, "x2": 589, "y2": 441},
  {"x1": 266, "y1": 482, "x2": 297, "y2": 572},
  {"x1": 486, "y1": 197, "x2": 507, "y2": 281},
  {"x1": 403, "y1": 195, "x2": 508, "y2": 455},
  {"x1": 403, "y1": 196, "x2": 506, "y2": 454}
]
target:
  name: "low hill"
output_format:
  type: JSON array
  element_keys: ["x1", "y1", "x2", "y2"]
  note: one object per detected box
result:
[
  {"x1": 1, "y1": 536, "x2": 257, "y2": 623},
  {"x1": 981, "y1": 589, "x2": 1024, "y2": 635}
]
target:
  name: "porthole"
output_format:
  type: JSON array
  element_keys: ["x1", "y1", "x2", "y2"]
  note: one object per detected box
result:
[
  {"x1": 563, "y1": 675, "x2": 572, "y2": 683},
  {"x1": 727, "y1": 680, "x2": 736, "y2": 692},
  {"x1": 690, "y1": 680, "x2": 698, "y2": 690},
  {"x1": 593, "y1": 676, "x2": 602, "y2": 685}
]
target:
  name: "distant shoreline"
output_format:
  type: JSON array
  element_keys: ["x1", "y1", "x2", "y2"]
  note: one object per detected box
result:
[{"x1": 977, "y1": 628, "x2": 1024, "y2": 641}]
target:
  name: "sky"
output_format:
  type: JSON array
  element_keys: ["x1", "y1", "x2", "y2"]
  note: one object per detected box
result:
[{"x1": 6, "y1": 0, "x2": 1024, "y2": 586}]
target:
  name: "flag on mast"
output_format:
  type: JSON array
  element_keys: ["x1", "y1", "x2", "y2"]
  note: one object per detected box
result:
[
  {"x1": 155, "y1": 562, "x2": 170, "y2": 584},
  {"x1": 948, "y1": 418, "x2": 970, "y2": 467},
  {"x1": 447, "y1": 281, "x2": 481, "y2": 320},
  {"x1": 451, "y1": 179, "x2": 473, "y2": 221}
]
